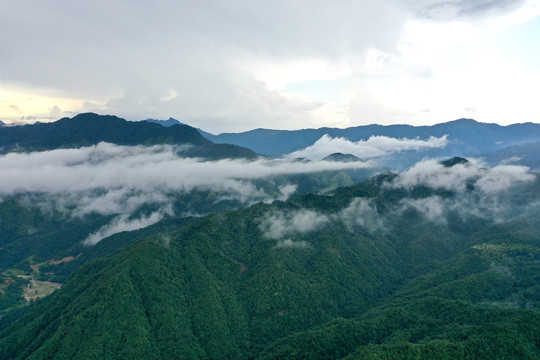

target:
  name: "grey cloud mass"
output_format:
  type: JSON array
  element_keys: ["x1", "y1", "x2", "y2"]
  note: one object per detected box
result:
[
  {"x1": 0, "y1": 1, "x2": 405, "y2": 131},
  {"x1": 1, "y1": 1, "x2": 536, "y2": 131},
  {"x1": 409, "y1": 0, "x2": 527, "y2": 20}
]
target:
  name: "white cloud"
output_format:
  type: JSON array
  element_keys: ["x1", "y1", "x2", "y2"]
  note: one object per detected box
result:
[
  {"x1": 391, "y1": 159, "x2": 538, "y2": 223},
  {"x1": 399, "y1": 196, "x2": 448, "y2": 223},
  {"x1": 285, "y1": 134, "x2": 448, "y2": 161},
  {"x1": 83, "y1": 207, "x2": 172, "y2": 245},
  {"x1": 275, "y1": 239, "x2": 312, "y2": 249},
  {"x1": 339, "y1": 198, "x2": 384, "y2": 231},
  {"x1": 277, "y1": 184, "x2": 298, "y2": 201},
  {"x1": 259, "y1": 209, "x2": 330, "y2": 239},
  {"x1": 475, "y1": 165, "x2": 536, "y2": 193},
  {"x1": 0, "y1": 143, "x2": 373, "y2": 243},
  {"x1": 0, "y1": 142, "x2": 374, "y2": 197},
  {"x1": 389, "y1": 159, "x2": 534, "y2": 194}
]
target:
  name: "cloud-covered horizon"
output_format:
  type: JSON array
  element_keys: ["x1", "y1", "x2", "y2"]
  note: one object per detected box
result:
[
  {"x1": 285, "y1": 134, "x2": 448, "y2": 160},
  {"x1": 2, "y1": 1, "x2": 539, "y2": 131}
]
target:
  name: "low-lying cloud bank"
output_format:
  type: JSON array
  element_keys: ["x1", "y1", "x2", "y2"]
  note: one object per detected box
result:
[
  {"x1": 259, "y1": 209, "x2": 330, "y2": 240},
  {"x1": 285, "y1": 134, "x2": 448, "y2": 161},
  {"x1": 0, "y1": 142, "x2": 372, "y2": 197},
  {"x1": 0, "y1": 142, "x2": 373, "y2": 244},
  {"x1": 259, "y1": 199, "x2": 383, "y2": 247},
  {"x1": 389, "y1": 159, "x2": 535, "y2": 194},
  {"x1": 259, "y1": 159, "x2": 539, "y2": 247}
]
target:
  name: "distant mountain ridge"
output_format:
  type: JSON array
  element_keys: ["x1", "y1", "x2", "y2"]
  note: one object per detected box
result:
[
  {"x1": 200, "y1": 119, "x2": 540, "y2": 161},
  {"x1": 0, "y1": 113, "x2": 257, "y2": 159},
  {"x1": 484, "y1": 140, "x2": 540, "y2": 170},
  {"x1": 144, "y1": 118, "x2": 184, "y2": 127}
]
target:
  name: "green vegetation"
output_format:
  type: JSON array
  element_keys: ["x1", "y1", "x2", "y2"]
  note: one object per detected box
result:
[
  {"x1": 0, "y1": 113, "x2": 257, "y2": 159},
  {"x1": 0, "y1": 171, "x2": 539, "y2": 358}
]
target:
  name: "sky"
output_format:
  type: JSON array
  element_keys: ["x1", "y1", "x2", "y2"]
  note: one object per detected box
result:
[{"x1": 1, "y1": 0, "x2": 540, "y2": 133}]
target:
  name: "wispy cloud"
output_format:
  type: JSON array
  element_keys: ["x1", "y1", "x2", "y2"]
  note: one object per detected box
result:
[
  {"x1": 285, "y1": 134, "x2": 448, "y2": 161},
  {"x1": 259, "y1": 209, "x2": 330, "y2": 240},
  {"x1": 0, "y1": 143, "x2": 374, "y2": 244},
  {"x1": 390, "y1": 159, "x2": 538, "y2": 223},
  {"x1": 84, "y1": 206, "x2": 173, "y2": 245},
  {"x1": 339, "y1": 197, "x2": 384, "y2": 231},
  {"x1": 275, "y1": 239, "x2": 312, "y2": 249},
  {"x1": 388, "y1": 159, "x2": 535, "y2": 194}
]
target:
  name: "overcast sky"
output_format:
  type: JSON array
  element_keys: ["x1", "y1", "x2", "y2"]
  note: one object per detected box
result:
[{"x1": 1, "y1": 0, "x2": 539, "y2": 133}]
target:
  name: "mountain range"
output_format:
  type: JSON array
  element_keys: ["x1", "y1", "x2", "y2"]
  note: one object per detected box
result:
[
  {"x1": 0, "y1": 113, "x2": 257, "y2": 160},
  {"x1": 200, "y1": 119, "x2": 540, "y2": 168},
  {"x1": 1, "y1": 114, "x2": 540, "y2": 359},
  {"x1": 144, "y1": 118, "x2": 184, "y2": 127}
]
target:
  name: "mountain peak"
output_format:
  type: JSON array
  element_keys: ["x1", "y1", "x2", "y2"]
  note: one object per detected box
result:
[
  {"x1": 440, "y1": 156, "x2": 470, "y2": 167},
  {"x1": 323, "y1": 152, "x2": 363, "y2": 162},
  {"x1": 145, "y1": 118, "x2": 184, "y2": 127}
]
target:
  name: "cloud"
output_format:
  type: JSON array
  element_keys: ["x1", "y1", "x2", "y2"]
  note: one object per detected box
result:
[
  {"x1": 399, "y1": 196, "x2": 448, "y2": 223},
  {"x1": 259, "y1": 209, "x2": 330, "y2": 239},
  {"x1": 0, "y1": 1, "x2": 407, "y2": 132},
  {"x1": 285, "y1": 134, "x2": 448, "y2": 161},
  {"x1": 278, "y1": 184, "x2": 298, "y2": 201},
  {"x1": 390, "y1": 159, "x2": 538, "y2": 223},
  {"x1": 475, "y1": 165, "x2": 536, "y2": 193},
  {"x1": 0, "y1": 142, "x2": 373, "y2": 197},
  {"x1": 260, "y1": 197, "x2": 383, "y2": 244},
  {"x1": 408, "y1": 0, "x2": 527, "y2": 20},
  {"x1": 275, "y1": 239, "x2": 311, "y2": 249},
  {"x1": 388, "y1": 159, "x2": 535, "y2": 194},
  {"x1": 339, "y1": 197, "x2": 384, "y2": 231},
  {"x1": 0, "y1": 143, "x2": 373, "y2": 243},
  {"x1": 257, "y1": 156, "x2": 539, "y2": 245},
  {"x1": 84, "y1": 207, "x2": 172, "y2": 245}
]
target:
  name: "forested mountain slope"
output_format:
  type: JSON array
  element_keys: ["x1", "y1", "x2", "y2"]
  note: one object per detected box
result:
[
  {"x1": 0, "y1": 113, "x2": 257, "y2": 159},
  {"x1": 1, "y1": 158, "x2": 539, "y2": 359}
]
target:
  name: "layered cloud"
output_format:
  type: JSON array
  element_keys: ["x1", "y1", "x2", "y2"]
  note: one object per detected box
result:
[
  {"x1": 0, "y1": 142, "x2": 373, "y2": 197},
  {"x1": 285, "y1": 134, "x2": 448, "y2": 160},
  {"x1": 0, "y1": 143, "x2": 372, "y2": 243}
]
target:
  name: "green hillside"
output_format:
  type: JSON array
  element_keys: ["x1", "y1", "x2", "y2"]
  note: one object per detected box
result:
[{"x1": 0, "y1": 168, "x2": 539, "y2": 359}]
